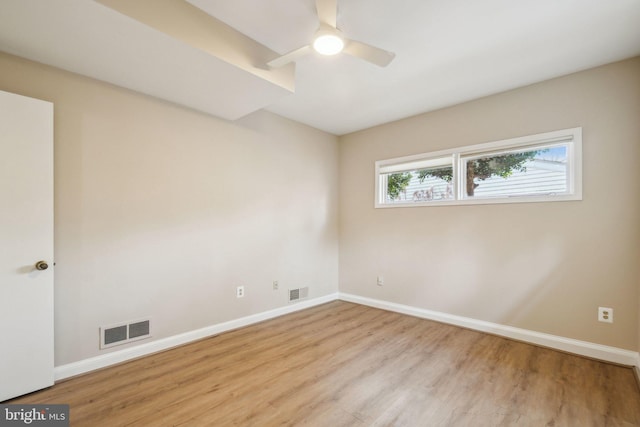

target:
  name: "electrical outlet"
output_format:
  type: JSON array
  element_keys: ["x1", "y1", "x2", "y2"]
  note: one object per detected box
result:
[
  {"x1": 236, "y1": 286, "x2": 245, "y2": 298},
  {"x1": 598, "y1": 307, "x2": 613, "y2": 323},
  {"x1": 273, "y1": 281, "x2": 279, "y2": 290},
  {"x1": 377, "y1": 276, "x2": 384, "y2": 286}
]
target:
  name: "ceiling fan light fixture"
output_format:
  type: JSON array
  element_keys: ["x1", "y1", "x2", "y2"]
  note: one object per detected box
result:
[
  {"x1": 267, "y1": 1, "x2": 395, "y2": 68},
  {"x1": 313, "y1": 34, "x2": 344, "y2": 55}
]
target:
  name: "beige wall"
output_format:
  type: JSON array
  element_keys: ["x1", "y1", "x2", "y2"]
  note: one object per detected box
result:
[
  {"x1": 339, "y1": 57, "x2": 640, "y2": 351},
  {"x1": 0, "y1": 52, "x2": 339, "y2": 366}
]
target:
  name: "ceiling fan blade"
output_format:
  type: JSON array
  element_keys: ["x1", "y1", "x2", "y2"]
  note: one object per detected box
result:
[
  {"x1": 316, "y1": 0, "x2": 337, "y2": 27},
  {"x1": 343, "y1": 39, "x2": 396, "y2": 67},
  {"x1": 267, "y1": 45, "x2": 312, "y2": 68}
]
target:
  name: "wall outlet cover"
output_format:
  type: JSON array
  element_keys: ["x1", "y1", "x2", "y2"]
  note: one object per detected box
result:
[{"x1": 598, "y1": 306, "x2": 613, "y2": 323}]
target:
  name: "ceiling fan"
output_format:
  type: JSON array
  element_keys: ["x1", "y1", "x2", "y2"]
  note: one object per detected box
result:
[{"x1": 267, "y1": 0, "x2": 395, "y2": 68}]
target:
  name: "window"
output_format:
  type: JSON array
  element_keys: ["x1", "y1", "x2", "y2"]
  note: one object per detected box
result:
[
  {"x1": 375, "y1": 127, "x2": 582, "y2": 207},
  {"x1": 379, "y1": 156, "x2": 454, "y2": 204}
]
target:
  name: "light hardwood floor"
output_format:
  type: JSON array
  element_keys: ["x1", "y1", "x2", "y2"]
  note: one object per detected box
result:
[{"x1": 8, "y1": 301, "x2": 640, "y2": 426}]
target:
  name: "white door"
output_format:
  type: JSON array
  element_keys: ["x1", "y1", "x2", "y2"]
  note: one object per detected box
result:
[{"x1": 0, "y1": 90, "x2": 54, "y2": 401}]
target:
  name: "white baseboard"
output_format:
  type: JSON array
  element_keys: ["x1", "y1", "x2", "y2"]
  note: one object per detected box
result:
[
  {"x1": 55, "y1": 291, "x2": 639, "y2": 381},
  {"x1": 339, "y1": 292, "x2": 639, "y2": 367},
  {"x1": 635, "y1": 355, "x2": 640, "y2": 382},
  {"x1": 54, "y1": 293, "x2": 339, "y2": 381}
]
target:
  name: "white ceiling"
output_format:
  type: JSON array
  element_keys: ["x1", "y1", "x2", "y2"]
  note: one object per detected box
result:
[
  {"x1": 0, "y1": 0, "x2": 294, "y2": 121},
  {"x1": 1, "y1": 0, "x2": 640, "y2": 135}
]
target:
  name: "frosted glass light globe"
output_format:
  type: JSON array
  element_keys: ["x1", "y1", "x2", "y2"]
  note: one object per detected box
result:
[{"x1": 313, "y1": 34, "x2": 344, "y2": 55}]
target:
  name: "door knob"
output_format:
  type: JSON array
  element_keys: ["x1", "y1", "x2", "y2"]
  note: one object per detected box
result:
[{"x1": 35, "y1": 261, "x2": 49, "y2": 271}]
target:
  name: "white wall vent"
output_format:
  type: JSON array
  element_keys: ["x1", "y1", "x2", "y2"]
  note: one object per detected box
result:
[
  {"x1": 288, "y1": 287, "x2": 309, "y2": 303},
  {"x1": 100, "y1": 318, "x2": 152, "y2": 349}
]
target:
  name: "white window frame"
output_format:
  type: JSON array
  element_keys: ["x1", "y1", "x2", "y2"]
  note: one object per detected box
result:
[{"x1": 375, "y1": 127, "x2": 582, "y2": 208}]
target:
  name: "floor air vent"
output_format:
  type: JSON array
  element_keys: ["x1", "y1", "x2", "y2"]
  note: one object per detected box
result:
[
  {"x1": 100, "y1": 319, "x2": 151, "y2": 349},
  {"x1": 288, "y1": 287, "x2": 309, "y2": 303}
]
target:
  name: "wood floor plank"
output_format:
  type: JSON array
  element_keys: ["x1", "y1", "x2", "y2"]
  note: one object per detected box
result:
[{"x1": 6, "y1": 301, "x2": 640, "y2": 426}]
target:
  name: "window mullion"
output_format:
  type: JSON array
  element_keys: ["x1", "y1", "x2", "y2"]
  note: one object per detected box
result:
[{"x1": 453, "y1": 153, "x2": 461, "y2": 201}]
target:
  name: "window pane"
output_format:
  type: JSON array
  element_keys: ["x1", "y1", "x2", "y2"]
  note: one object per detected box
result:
[
  {"x1": 462, "y1": 145, "x2": 568, "y2": 198},
  {"x1": 383, "y1": 164, "x2": 453, "y2": 203}
]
